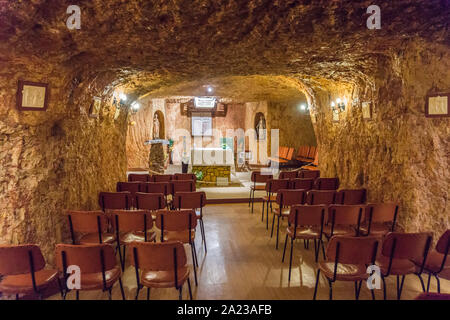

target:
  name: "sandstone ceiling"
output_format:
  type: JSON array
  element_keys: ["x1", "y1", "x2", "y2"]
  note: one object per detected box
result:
[{"x1": 1, "y1": 0, "x2": 449, "y2": 100}]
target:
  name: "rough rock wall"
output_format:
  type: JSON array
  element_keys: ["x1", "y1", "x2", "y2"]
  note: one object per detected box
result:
[
  {"x1": 310, "y1": 41, "x2": 449, "y2": 237},
  {"x1": 0, "y1": 66, "x2": 128, "y2": 263}
]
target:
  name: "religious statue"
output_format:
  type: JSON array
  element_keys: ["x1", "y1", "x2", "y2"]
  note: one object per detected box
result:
[
  {"x1": 153, "y1": 113, "x2": 160, "y2": 139},
  {"x1": 255, "y1": 114, "x2": 266, "y2": 140}
]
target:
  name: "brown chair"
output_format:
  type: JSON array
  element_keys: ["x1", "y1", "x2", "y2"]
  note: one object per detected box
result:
[
  {"x1": 305, "y1": 190, "x2": 337, "y2": 205},
  {"x1": 299, "y1": 169, "x2": 320, "y2": 179},
  {"x1": 139, "y1": 182, "x2": 171, "y2": 208},
  {"x1": 414, "y1": 230, "x2": 450, "y2": 293},
  {"x1": 130, "y1": 241, "x2": 192, "y2": 300},
  {"x1": 55, "y1": 243, "x2": 125, "y2": 300},
  {"x1": 271, "y1": 189, "x2": 306, "y2": 249},
  {"x1": 99, "y1": 192, "x2": 131, "y2": 211},
  {"x1": 313, "y1": 236, "x2": 379, "y2": 300},
  {"x1": 155, "y1": 210, "x2": 199, "y2": 285},
  {"x1": 128, "y1": 173, "x2": 150, "y2": 182},
  {"x1": 66, "y1": 210, "x2": 115, "y2": 245},
  {"x1": 117, "y1": 182, "x2": 141, "y2": 207},
  {"x1": 151, "y1": 174, "x2": 173, "y2": 182},
  {"x1": 323, "y1": 205, "x2": 364, "y2": 239},
  {"x1": 174, "y1": 173, "x2": 197, "y2": 182},
  {"x1": 173, "y1": 191, "x2": 207, "y2": 253},
  {"x1": 360, "y1": 203, "x2": 399, "y2": 236},
  {"x1": 335, "y1": 189, "x2": 367, "y2": 205},
  {"x1": 282, "y1": 205, "x2": 327, "y2": 281},
  {"x1": 248, "y1": 171, "x2": 273, "y2": 213},
  {"x1": 376, "y1": 232, "x2": 433, "y2": 300},
  {"x1": 171, "y1": 180, "x2": 196, "y2": 195},
  {"x1": 279, "y1": 171, "x2": 298, "y2": 180},
  {"x1": 262, "y1": 179, "x2": 290, "y2": 229},
  {"x1": 135, "y1": 192, "x2": 167, "y2": 211},
  {"x1": 0, "y1": 244, "x2": 59, "y2": 300},
  {"x1": 314, "y1": 178, "x2": 339, "y2": 190},
  {"x1": 110, "y1": 210, "x2": 156, "y2": 270},
  {"x1": 289, "y1": 178, "x2": 314, "y2": 190}
]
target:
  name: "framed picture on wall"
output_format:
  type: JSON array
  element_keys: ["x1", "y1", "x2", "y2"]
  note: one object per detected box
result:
[
  {"x1": 362, "y1": 102, "x2": 372, "y2": 120},
  {"x1": 425, "y1": 93, "x2": 449, "y2": 117},
  {"x1": 16, "y1": 80, "x2": 49, "y2": 111},
  {"x1": 332, "y1": 110, "x2": 339, "y2": 122},
  {"x1": 89, "y1": 96, "x2": 102, "y2": 118}
]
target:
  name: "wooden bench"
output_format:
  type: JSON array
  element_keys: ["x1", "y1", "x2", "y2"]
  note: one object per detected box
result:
[
  {"x1": 269, "y1": 146, "x2": 294, "y2": 164},
  {"x1": 301, "y1": 151, "x2": 319, "y2": 170}
]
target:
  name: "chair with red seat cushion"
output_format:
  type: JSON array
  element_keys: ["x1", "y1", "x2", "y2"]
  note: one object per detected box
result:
[
  {"x1": 130, "y1": 241, "x2": 192, "y2": 300},
  {"x1": 66, "y1": 210, "x2": 115, "y2": 245},
  {"x1": 135, "y1": 192, "x2": 166, "y2": 211},
  {"x1": 335, "y1": 189, "x2": 367, "y2": 205},
  {"x1": 117, "y1": 182, "x2": 141, "y2": 207},
  {"x1": 360, "y1": 203, "x2": 399, "y2": 236},
  {"x1": 305, "y1": 190, "x2": 337, "y2": 205},
  {"x1": 55, "y1": 243, "x2": 125, "y2": 300},
  {"x1": 139, "y1": 182, "x2": 171, "y2": 208},
  {"x1": 110, "y1": 210, "x2": 156, "y2": 270},
  {"x1": 128, "y1": 173, "x2": 150, "y2": 182},
  {"x1": 313, "y1": 236, "x2": 379, "y2": 300},
  {"x1": 279, "y1": 171, "x2": 298, "y2": 180},
  {"x1": 299, "y1": 169, "x2": 320, "y2": 179},
  {"x1": 173, "y1": 191, "x2": 207, "y2": 253},
  {"x1": 248, "y1": 171, "x2": 273, "y2": 213},
  {"x1": 282, "y1": 205, "x2": 327, "y2": 281},
  {"x1": 171, "y1": 180, "x2": 196, "y2": 195},
  {"x1": 262, "y1": 179, "x2": 290, "y2": 229},
  {"x1": 174, "y1": 173, "x2": 197, "y2": 182},
  {"x1": 0, "y1": 244, "x2": 59, "y2": 300},
  {"x1": 413, "y1": 229, "x2": 450, "y2": 293},
  {"x1": 376, "y1": 232, "x2": 433, "y2": 300},
  {"x1": 271, "y1": 189, "x2": 306, "y2": 249},
  {"x1": 323, "y1": 205, "x2": 364, "y2": 239},
  {"x1": 155, "y1": 210, "x2": 199, "y2": 286},
  {"x1": 151, "y1": 174, "x2": 173, "y2": 182},
  {"x1": 289, "y1": 178, "x2": 314, "y2": 191}
]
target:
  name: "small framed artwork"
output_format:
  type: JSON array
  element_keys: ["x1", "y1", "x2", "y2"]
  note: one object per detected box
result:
[
  {"x1": 332, "y1": 110, "x2": 339, "y2": 122},
  {"x1": 425, "y1": 93, "x2": 449, "y2": 118},
  {"x1": 16, "y1": 80, "x2": 49, "y2": 111},
  {"x1": 362, "y1": 102, "x2": 372, "y2": 120},
  {"x1": 89, "y1": 96, "x2": 102, "y2": 118}
]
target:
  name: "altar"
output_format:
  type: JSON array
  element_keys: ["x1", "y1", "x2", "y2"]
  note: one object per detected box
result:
[{"x1": 190, "y1": 148, "x2": 233, "y2": 185}]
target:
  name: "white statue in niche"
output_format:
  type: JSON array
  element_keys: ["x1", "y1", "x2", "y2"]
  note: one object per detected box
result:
[
  {"x1": 153, "y1": 113, "x2": 160, "y2": 139},
  {"x1": 255, "y1": 115, "x2": 266, "y2": 140}
]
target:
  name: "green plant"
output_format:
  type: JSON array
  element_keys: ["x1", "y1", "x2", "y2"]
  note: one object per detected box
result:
[{"x1": 194, "y1": 171, "x2": 204, "y2": 181}]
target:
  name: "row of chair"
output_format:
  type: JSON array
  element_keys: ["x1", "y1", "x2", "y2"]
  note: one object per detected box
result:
[
  {"x1": 278, "y1": 169, "x2": 320, "y2": 180},
  {"x1": 128, "y1": 173, "x2": 196, "y2": 183},
  {"x1": 0, "y1": 239, "x2": 194, "y2": 300},
  {"x1": 296, "y1": 146, "x2": 317, "y2": 163},
  {"x1": 268, "y1": 146, "x2": 295, "y2": 164}
]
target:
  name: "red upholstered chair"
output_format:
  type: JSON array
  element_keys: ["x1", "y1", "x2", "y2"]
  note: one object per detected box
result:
[
  {"x1": 323, "y1": 205, "x2": 364, "y2": 239},
  {"x1": 314, "y1": 178, "x2": 339, "y2": 190},
  {"x1": 66, "y1": 210, "x2": 115, "y2": 245},
  {"x1": 0, "y1": 244, "x2": 59, "y2": 300},
  {"x1": 313, "y1": 236, "x2": 379, "y2": 300},
  {"x1": 55, "y1": 244, "x2": 125, "y2": 300},
  {"x1": 139, "y1": 182, "x2": 171, "y2": 208},
  {"x1": 128, "y1": 173, "x2": 150, "y2": 182},
  {"x1": 289, "y1": 178, "x2": 314, "y2": 191},
  {"x1": 271, "y1": 189, "x2": 306, "y2": 249},
  {"x1": 248, "y1": 171, "x2": 273, "y2": 213},
  {"x1": 376, "y1": 232, "x2": 433, "y2": 300},
  {"x1": 305, "y1": 190, "x2": 337, "y2": 205},
  {"x1": 155, "y1": 210, "x2": 199, "y2": 286},
  {"x1": 99, "y1": 192, "x2": 131, "y2": 211},
  {"x1": 130, "y1": 241, "x2": 192, "y2": 300},
  {"x1": 413, "y1": 230, "x2": 450, "y2": 293},
  {"x1": 173, "y1": 191, "x2": 207, "y2": 253},
  {"x1": 171, "y1": 180, "x2": 196, "y2": 195},
  {"x1": 282, "y1": 205, "x2": 327, "y2": 281},
  {"x1": 279, "y1": 171, "x2": 298, "y2": 180},
  {"x1": 299, "y1": 169, "x2": 320, "y2": 179},
  {"x1": 110, "y1": 210, "x2": 156, "y2": 270},
  {"x1": 117, "y1": 182, "x2": 141, "y2": 207},
  {"x1": 151, "y1": 174, "x2": 173, "y2": 182},
  {"x1": 262, "y1": 179, "x2": 290, "y2": 229},
  {"x1": 135, "y1": 192, "x2": 166, "y2": 212},
  {"x1": 174, "y1": 173, "x2": 197, "y2": 182},
  {"x1": 360, "y1": 203, "x2": 399, "y2": 236},
  {"x1": 335, "y1": 189, "x2": 367, "y2": 205}
]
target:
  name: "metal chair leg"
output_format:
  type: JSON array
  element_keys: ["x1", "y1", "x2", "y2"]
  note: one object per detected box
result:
[
  {"x1": 191, "y1": 244, "x2": 198, "y2": 286},
  {"x1": 261, "y1": 201, "x2": 265, "y2": 221},
  {"x1": 426, "y1": 273, "x2": 432, "y2": 292},
  {"x1": 397, "y1": 275, "x2": 405, "y2": 300},
  {"x1": 187, "y1": 278, "x2": 193, "y2": 300},
  {"x1": 276, "y1": 216, "x2": 280, "y2": 250},
  {"x1": 288, "y1": 238, "x2": 294, "y2": 281},
  {"x1": 135, "y1": 286, "x2": 141, "y2": 300},
  {"x1": 119, "y1": 277, "x2": 126, "y2": 300},
  {"x1": 435, "y1": 275, "x2": 441, "y2": 293},
  {"x1": 328, "y1": 279, "x2": 333, "y2": 300},
  {"x1": 178, "y1": 285, "x2": 183, "y2": 300},
  {"x1": 271, "y1": 213, "x2": 276, "y2": 237},
  {"x1": 313, "y1": 269, "x2": 321, "y2": 300},
  {"x1": 282, "y1": 234, "x2": 288, "y2": 262},
  {"x1": 382, "y1": 275, "x2": 387, "y2": 300},
  {"x1": 147, "y1": 288, "x2": 150, "y2": 300},
  {"x1": 417, "y1": 274, "x2": 426, "y2": 292}
]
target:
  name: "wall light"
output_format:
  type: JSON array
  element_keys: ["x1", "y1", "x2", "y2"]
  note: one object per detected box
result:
[
  {"x1": 131, "y1": 101, "x2": 140, "y2": 111},
  {"x1": 331, "y1": 98, "x2": 346, "y2": 113},
  {"x1": 299, "y1": 103, "x2": 308, "y2": 111},
  {"x1": 119, "y1": 93, "x2": 127, "y2": 102}
]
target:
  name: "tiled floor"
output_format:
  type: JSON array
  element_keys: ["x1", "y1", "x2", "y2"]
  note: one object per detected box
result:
[{"x1": 47, "y1": 203, "x2": 449, "y2": 300}]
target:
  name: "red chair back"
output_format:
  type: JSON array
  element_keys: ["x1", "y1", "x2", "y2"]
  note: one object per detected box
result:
[
  {"x1": 289, "y1": 178, "x2": 314, "y2": 190},
  {"x1": 279, "y1": 171, "x2": 297, "y2": 180},
  {"x1": 381, "y1": 232, "x2": 433, "y2": 261},
  {"x1": 265, "y1": 179, "x2": 290, "y2": 194},
  {"x1": 288, "y1": 204, "x2": 326, "y2": 228},
  {"x1": 305, "y1": 190, "x2": 336, "y2": 205},
  {"x1": 276, "y1": 189, "x2": 306, "y2": 206},
  {"x1": 135, "y1": 192, "x2": 166, "y2": 210},
  {"x1": 336, "y1": 189, "x2": 367, "y2": 204},
  {"x1": 173, "y1": 191, "x2": 207, "y2": 209},
  {"x1": 174, "y1": 173, "x2": 197, "y2": 182},
  {"x1": 326, "y1": 236, "x2": 379, "y2": 265},
  {"x1": 364, "y1": 203, "x2": 399, "y2": 225},
  {"x1": 299, "y1": 170, "x2": 320, "y2": 179},
  {"x1": 314, "y1": 177, "x2": 339, "y2": 190},
  {"x1": 327, "y1": 205, "x2": 364, "y2": 236},
  {"x1": 99, "y1": 192, "x2": 131, "y2": 210},
  {"x1": 128, "y1": 174, "x2": 150, "y2": 182},
  {"x1": 171, "y1": 180, "x2": 196, "y2": 195},
  {"x1": 139, "y1": 182, "x2": 169, "y2": 195},
  {"x1": 151, "y1": 174, "x2": 173, "y2": 182},
  {"x1": 251, "y1": 171, "x2": 273, "y2": 183},
  {"x1": 436, "y1": 230, "x2": 450, "y2": 254},
  {"x1": 0, "y1": 244, "x2": 46, "y2": 275}
]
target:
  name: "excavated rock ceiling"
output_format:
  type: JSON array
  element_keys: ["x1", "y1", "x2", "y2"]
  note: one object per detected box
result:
[{"x1": 1, "y1": 0, "x2": 449, "y2": 100}]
